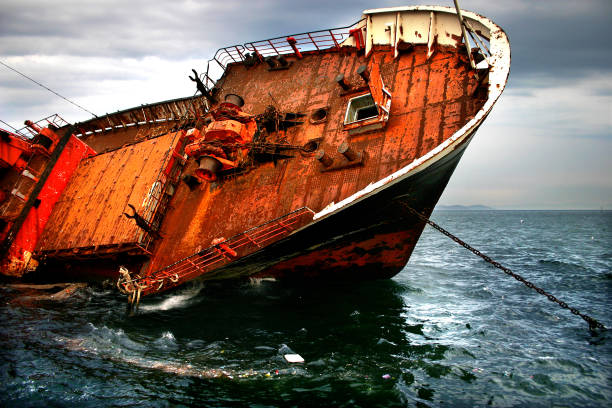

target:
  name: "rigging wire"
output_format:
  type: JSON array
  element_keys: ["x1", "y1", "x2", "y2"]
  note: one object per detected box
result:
[
  {"x1": 0, "y1": 119, "x2": 22, "y2": 133},
  {"x1": 0, "y1": 59, "x2": 98, "y2": 118}
]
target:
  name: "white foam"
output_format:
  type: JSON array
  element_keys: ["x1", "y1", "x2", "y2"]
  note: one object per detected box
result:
[{"x1": 139, "y1": 283, "x2": 203, "y2": 312}]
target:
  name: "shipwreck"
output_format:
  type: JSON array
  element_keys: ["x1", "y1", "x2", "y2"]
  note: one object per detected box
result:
[{"x1": 0, "y1": 5, "x2": 510, "y2": 304}]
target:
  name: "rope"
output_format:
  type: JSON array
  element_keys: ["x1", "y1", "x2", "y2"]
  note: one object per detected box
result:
[
  {"x1": 401, "y1": 204, "x2": 606, "y2": 331},
  {"x1": 0, "y1": 59, "x2": 98, "y2": 118}
]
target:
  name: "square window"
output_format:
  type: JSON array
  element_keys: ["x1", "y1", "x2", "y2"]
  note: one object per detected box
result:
[{"x1": 344, "y1": 94, "x2": 378, "y2": 124}]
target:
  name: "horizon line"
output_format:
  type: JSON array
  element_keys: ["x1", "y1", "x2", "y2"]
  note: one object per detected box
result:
[{"x1": 435, "y1": 205, "x2": 611, "y2": 211}]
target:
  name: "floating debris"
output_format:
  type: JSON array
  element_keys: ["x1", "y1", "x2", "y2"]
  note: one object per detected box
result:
[
  {"x1": 284, "y1": 354, "x2": 305, "y2": 363},
  {"x1": 7, "y1": 282, "x2": 87, "y2": 303}
]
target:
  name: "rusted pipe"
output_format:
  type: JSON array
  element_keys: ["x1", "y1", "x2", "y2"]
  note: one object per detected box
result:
[
  {"x1": 357, "y1": 65, "x2": 370, "y2": 83},
  {"x1": 24, "y1": 120, "x2": 42, "y2": 133},
  {"x1": 315, "y1": 149, "x2": 333, "y2": 167},
  {"x1": 337, "y1": 142, "x2": 357, "y2": 161},
  {"x1": 224, "y1": 94, "x2": 245, "y2": 108},
  {"x1": 196, "y1": 156, "x2": 222, "y2": 181},
  {"x1": 335, "y1": 74, "x2": 350, "y2": 91}
]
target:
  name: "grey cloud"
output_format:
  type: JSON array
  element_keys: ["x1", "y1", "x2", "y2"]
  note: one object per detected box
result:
[
  {"x1": 469, "y1": 0, "x2": 612, "y2": 85},
  {"x1": 0, "y1": 1, "x2": 391, "y2": 59},
  {"x1": 3, "y1": 0, "x2": 610, "y2": 82},
  {"x1": 1, "y1": 0, "x2": 611, "y2": 210}
]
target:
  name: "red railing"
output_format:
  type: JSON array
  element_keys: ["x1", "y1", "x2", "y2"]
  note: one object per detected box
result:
[
  {"x1": 16, "y1": 114, "x2": 69, "y2": 138},
  {"x1": 199, "y1": 19, "x2": 365, "y2": 92},
  {"x1": 0, "y1": 120, "x2": 29, "y2": 141},
  {"x1": 119, "y1": 207, "x2": 315, "y2": 297},
  {"x1": 244, "y1": 25, "x2": 355, "y2": 59}
]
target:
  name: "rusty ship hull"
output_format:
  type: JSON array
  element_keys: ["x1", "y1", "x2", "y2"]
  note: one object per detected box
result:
[
  {"x1": 0, "y1": 5, "x2": 510, "y2": 302},
  {"x1": 193, "y1": 131, "x2": 474, "y2": 282}
]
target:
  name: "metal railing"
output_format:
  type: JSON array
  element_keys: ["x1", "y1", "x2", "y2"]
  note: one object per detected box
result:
[
  {"x1": 120, "y1": 206, "x2": 315, "y2": 297},
  {"x1": 16, "y1": 114, "x2": 69, "y2": 138},
  {"x1": 0, "y1": 120, "x2": 29, "y2": 140},
  {"x1": 199, "y1": 19, "x2": 365, "y2": 92},
  {"x1": 137, "y1": 131, "x2": 186, "y2": 249}
]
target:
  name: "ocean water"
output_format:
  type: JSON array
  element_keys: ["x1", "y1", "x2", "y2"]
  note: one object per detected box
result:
[{"x1": 1, "y1": 210, "x2": 610, "y2": 407}]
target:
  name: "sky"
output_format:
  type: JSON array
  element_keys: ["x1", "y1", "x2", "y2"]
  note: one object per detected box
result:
[{"x1": 1, "y1": 0, "x2": 611, "y2": 209}]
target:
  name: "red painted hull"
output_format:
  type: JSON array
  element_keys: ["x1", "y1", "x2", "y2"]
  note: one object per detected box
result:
[{"x1": 0, "y1": 127, "x2": 95, "y2": 276}]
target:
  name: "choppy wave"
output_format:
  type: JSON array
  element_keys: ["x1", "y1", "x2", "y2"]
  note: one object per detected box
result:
[
  {"x1": 53, "y1": 327, "x2": 308, "y2": 381},
  {"x1": 537, "y1": 258, "x2": 591, "y2": 272},
  {"x1": 54, "y1": 333, "x2": 233, "y2": 379},
  {"x1": 1, "y1": 211, "x2": 611, "y2": 406}
]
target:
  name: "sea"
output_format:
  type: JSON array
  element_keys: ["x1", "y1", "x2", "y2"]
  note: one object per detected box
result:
[{"x1": 1, "y1": 210, "x2": 611, "y2": 407}]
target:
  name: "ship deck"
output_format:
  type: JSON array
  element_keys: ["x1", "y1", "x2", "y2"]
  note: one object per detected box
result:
[
  {"x1": 144, "y1": 43, "x2": 486, "y2": 273},
  {"x1": 35, "y1": 131, "x2": 184, "y2": 258}
]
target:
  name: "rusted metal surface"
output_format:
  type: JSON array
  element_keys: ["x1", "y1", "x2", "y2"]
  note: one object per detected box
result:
[
  {"x1": 131, "y1": 130, "x2": 470, "y2": 292},
  {"x1": 143, "y1": 43, "x2": 485, "y2": 276},
  {"x1": 72, "y1": 96, "x2": 205, "y2": 137},
  {"x1": 63, "y1": 20, "x2": 367, "y2": 150},
  {"x1": 76, "y1": 121, "x2": 179, "y2": 154},
  {"x1": 0, "y1": 153, "x2": 48, "y2": 222},
  {"x1": 35, "y1": 131, "x2": 183, "y2": 258},
  {"x1": 201, "y1": 20, "x2": 364, "y2": 90},
  {"x1": 256, "y1": 230, "x2": 419, "y2": 280},
  {"x1": 118, "y1": 207, "x2": 314, "y2": 298},
  {"x1": 16, "y1": 6, "x2": 510, "y2": 293},
  {"x1": 209, "y1": 132, "x2": 472, "y2": 284},
  {"x1": 0, "y1": 126, "x2": 96, "y2": 276},
  {"x1": 0, "y1": 128, "x2": 32, "y2": 171}
]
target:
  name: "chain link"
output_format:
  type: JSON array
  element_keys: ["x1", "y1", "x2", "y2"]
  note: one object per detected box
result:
[{"x1": 402, "y1": 205, "x2": 605, "y2": 331}]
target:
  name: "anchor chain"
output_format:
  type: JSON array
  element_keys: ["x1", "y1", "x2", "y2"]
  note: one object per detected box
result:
[{"x1": 402, "y1": 205, "x2": 606, "y2": 331}]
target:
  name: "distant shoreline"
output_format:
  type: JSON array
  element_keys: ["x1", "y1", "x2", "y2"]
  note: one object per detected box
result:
[{"x1": 435, "y1": 205, "x2": 611, "y2": 211}]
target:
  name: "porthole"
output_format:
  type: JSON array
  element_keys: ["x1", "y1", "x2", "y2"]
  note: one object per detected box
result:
[
  {"x1": 302, "y1": 139, "x2": 320, "y2": 152},
  {"x1": 310, "y1": 107, "x2": 329, "y2": 124}
]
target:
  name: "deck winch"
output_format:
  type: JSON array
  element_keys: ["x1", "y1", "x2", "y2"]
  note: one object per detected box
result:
[{"x1": 185, "y1": 94, "x2": 257, "y2": 181}]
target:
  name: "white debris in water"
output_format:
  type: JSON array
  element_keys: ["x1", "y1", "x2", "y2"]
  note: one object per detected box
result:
[{"x1": 284, "y1": 354, "x2": 305, "y2": 363}]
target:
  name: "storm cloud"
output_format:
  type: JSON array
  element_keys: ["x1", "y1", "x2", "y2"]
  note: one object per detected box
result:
[{"x1": 1, "y1": 0, "x2": 610, "y2": 209}]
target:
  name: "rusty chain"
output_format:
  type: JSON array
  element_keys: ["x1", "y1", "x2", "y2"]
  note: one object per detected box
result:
[{"x1": 402, "y1": 205, "x2": 606, "y2": 331}]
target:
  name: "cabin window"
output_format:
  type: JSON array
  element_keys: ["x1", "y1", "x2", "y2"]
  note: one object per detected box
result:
[{"x1": 344, "y1": 94, "x2": 378, "y2": 124}]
